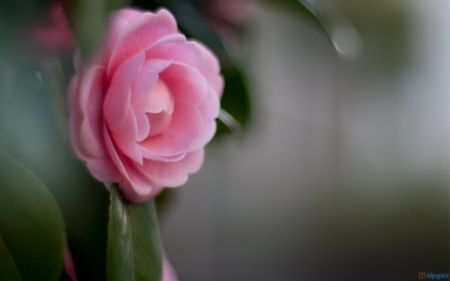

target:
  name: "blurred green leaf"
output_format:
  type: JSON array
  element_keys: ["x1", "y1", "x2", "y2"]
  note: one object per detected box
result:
[
  {"x1": 2, "y1": 67, "x2": 110, "y2": 281},
  {"x1": 107, "y1": 185, "x2": 162, "y2": 281},
  {"x1": 0, "y1": 150, "x2": 66, "y2": 281},
  {"x1": 0, "y1": 236, "x2": 21, "y2": 281},
  {"x1": 62, "y1": 0, "x2": 130, "y2": 61},
  {"x1": 155, "y1": 188, "x2": 177, "y2": 216},
  {"x1": 59, "y1": 271, "x2": 74, "y2": 281},
  {"x1": 106, "y1": 0, "x2": 132, "y2": 10},
  {"x1": 55, "y1": 156, "x2": 110, "y2": 281},
  {"x1": 0, "y1": 0, "x2": 50, "y2": 56},
  {"x1": 260, "y1": 0, "x2": 319, "y2": 24},
  {"x1": 215, "y1": 66, "x2": 251, "y2": 137},
  {"x1": 260, "y1": 0, "x2": 335, "y2": 47}
]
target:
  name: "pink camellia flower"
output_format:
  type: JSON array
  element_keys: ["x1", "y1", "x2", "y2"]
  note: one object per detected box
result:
[{"x1": 68, "y1": 8, "x2": 223, "y2": 202}]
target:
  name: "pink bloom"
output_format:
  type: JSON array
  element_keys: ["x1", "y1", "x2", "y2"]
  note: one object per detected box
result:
[{"x1": 68, "y1": 8, "x2": 223, "y2": 202}]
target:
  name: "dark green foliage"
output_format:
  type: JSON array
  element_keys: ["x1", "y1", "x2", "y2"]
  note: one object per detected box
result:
[
  {"x1": 107, "y1": 185, "x2": 162, "y2": 281},
  {"x1": 0, "y1": 151, "x2": 66, "y2": 281}
]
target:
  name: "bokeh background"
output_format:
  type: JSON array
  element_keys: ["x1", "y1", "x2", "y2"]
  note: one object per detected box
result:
[
  {"x1": 0, "y1": 0, "x2": 448, "y2": 280},
  {"x1": 159, "y1": 0, "x2": 449, "y2": 280}
]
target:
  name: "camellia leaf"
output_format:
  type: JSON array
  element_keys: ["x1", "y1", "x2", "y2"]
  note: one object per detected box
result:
[
  {"x1": 61, "y1": 0, "x2": 131, "y2": 60},
  {"x1": 260, "y1": 0, "x2": 321, "y2": 27},
  {"x1": 0, "y1": 150, "x2": 66, "y2": 281},
  {"x1": 0, "y1": 236, "x2": 21, "y2": 281},
  {"x1": 215, "y1": 66, "x2": 251, "y2": 137},
  {"x1": 259, "y1": 0, "x2": 340, "y2": 51},
  {"x1": 107, "y1": 184, "x2": 162, "y2": 281},
  {"x1": 3, "y1": 66, "x2": 110, "y2": 281}
]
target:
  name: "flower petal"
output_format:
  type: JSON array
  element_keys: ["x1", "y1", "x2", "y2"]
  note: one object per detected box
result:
[
  {"x1": 138, "y1": 149, "x2": 204, "y2": 187},
  {"x1": 146, "y1": 79, "x2": 174, "y2": 114},
  {"x1": 144, "y1": 38, "x2": 202, "y2": 69},
  {"x1": 147, "y1": 111, "x2": 172, "y2": 137},
  {"x1": 78, "y1": 66, "x2": 107, "y2": 157},
  {"x1": 139, "y1": 101, "x2": 202, "y2": 156},
  {"x1": 190, "y1": 41, "x2": 224, "y2": 95},
  {"x1": 199, "y1": 86, "x2": 221, "y2": 119},
  {"x1": 105, "y1": 125, "x2": 154, "y2": 201},
  {"x1": 139, "y1": 147, "x2": 186, "y2": 162},
  {"x1": 188, "y1": 87, "x2": 220, "y2": 152},
  {"x1": 108, "y1": 9, "x2": 178, "y2": 78},
  {"x1": 98, "y1": 16, "x2": 128, "y2": 66},
  {"x1": 134, "y1": 109, "x2": 150, "y2": 142},
  {"x1": 111, "y1": 108, "x2": 143, "y2": 164},
  {"x1": 103, "y1": 124, "x2": 128, "y2": 178},
  {"x1": 104, "y1": 51, "x2": 144, "y2": 130},
  {"x1": 119, "y1": 160, "x2": 160, "y2": 202},
  {"x1": 121, "y1": 179, "x2": 163, "y2": 203},
  {"x1": 86, "y1": 156, "x2": 121, "y2": 183},
  {"x1": 114, "y1": 136, "x2": 143, "y2": 165},
  {"x1": 131, "y1": 59, "x2": 171, "y2": 106},
  {"x1": 114, "y1": 8, "x2": 142, "y2": 23},
  {"x1": 159, "y1": 63, "x2": 208, "y2": 106}
]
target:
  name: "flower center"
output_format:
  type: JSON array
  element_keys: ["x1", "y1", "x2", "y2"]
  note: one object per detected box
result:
[{"x1": 146, "y1": 79, "x2": 173, "y2": 137}]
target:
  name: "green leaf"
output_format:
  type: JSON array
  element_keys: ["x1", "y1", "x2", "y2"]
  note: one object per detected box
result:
[
  {"x1": 107, "y1": 184, "x2": 162, "y2": 281},
  {"x1": 0, "y1": 236, "x2": 21, "y2": 281},
  {"x1": 0, "y1": 151, "x2": 66, "y2": 281},
  {"x1": 62, "y1": 0, "x2": 108, "y2": 60},
  {"x1": 3, "y1": 67, "x2": 110, "y2": 281},
  {"x1": 106, "y1": 0, "x2": 132, "y2": 11},
  {"x1": 260, "y1": 0, "x2": 320, "y2": 24},
  {"x1": 260, "y1": 0, "x2": 333, "y2": 45},
  {"x1": 215, "y1": 66, "x2": 251, "y2": 138},
  {"x1": 62, "y1": 0, "x2": 130, "y2": 61}
]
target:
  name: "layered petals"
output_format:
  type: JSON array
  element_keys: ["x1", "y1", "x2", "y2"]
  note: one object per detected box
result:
[
  {"x1": 138, "y1": 102, "x2": 202, "y2": 157},
  {"x1": 138, "y1": 149, "x2": 204, "y2": 187},
  {"x1": 108, "y1": 9, "x2": 178, "y2": 77},
  {"x1": 104, "y1": 51, "x2": 145, "y2": 129},
  {"x1": 67, "y1": 8, "x2": 223, "y2": 202}
]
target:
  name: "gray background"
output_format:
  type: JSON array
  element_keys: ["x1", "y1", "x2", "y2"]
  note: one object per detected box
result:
[{"x1": 161, "y1": 1, "x2": 449, "y2": 280}]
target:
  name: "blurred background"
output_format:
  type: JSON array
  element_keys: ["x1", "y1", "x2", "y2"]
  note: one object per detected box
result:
[
  {"x1": 0, "y1": 0, "x2": 448, "y2": 280},
  {"x1": 159, "y1": 0, "x2": 449, "y2": 280}
]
